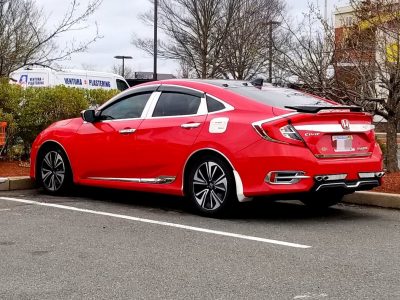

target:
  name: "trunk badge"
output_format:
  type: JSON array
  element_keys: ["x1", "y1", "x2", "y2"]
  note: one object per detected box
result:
[{"x1": 341, "y1": 119, "x2": 350, "y2": 130}]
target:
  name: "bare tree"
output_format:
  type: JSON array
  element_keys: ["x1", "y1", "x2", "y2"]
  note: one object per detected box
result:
[
  {"x1": 275, "y1": 1, "x2": 400, "y2": 172},
  {"x1": 111, "y1": 63, "x2": 135, "y2": 79},
  {"x1": 222, "y1": 0, "x2": 285, "y2": 80},
  {"x1": 342, "y1": 0, "x2": 400, "y2": 172},
  {"x1": 176, "y1": 58, "x2": 194, "y2": 78},
  {"x1": 133, "y1": 0, "x2": 241, "y2": 79},
  {"x1": 274, "y1": 5, "x2": 338, "y2": 97},
  {"x1": 0, "y1": 0, "x2": 102, "y2": 77}
]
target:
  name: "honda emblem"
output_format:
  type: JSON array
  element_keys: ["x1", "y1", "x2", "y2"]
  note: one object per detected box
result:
[{"x1": 341, "y1": 119, "x2": 350, "y2": 130}]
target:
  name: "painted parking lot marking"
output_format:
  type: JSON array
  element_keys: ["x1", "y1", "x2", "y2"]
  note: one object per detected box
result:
[{"x1": 0, "y1": 196, "x2": 311, "y2": 249}]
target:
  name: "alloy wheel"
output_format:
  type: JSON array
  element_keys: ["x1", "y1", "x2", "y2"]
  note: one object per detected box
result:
[
  {"x1": 41, "y1": 151, "x2": 66, "y2": 192},
  {"x1": 192, "y1": 161, "x2": 228, "y2": 211}
]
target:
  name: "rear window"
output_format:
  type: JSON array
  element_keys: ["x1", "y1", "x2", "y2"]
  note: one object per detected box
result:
[{"x1": 227, "y1": 86, "x2": 334, "y2": 109}]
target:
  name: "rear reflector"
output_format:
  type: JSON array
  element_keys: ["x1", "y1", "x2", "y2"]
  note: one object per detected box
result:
[{"x1": 358, "y1": 172, "x2": 385, "y2": 178}]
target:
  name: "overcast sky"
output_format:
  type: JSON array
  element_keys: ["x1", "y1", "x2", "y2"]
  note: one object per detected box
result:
[{"x1": 35, "y1": 0, "x2": 349, "y2": 76}]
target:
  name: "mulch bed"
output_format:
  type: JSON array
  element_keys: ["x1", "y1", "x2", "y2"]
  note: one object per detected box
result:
[
  {"x1": 373, "y1": 172, "x2": 400, "y2": 194},
  {"x1": 0, "y1": 161, "x2": 30, "y2": 177},
  {"x1": 0, "y1": 160, "x2": 399, "y2": 194}
]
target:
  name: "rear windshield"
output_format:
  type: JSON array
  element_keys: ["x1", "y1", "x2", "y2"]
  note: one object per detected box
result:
[{"x1": 227, "y1": 86, "x2": 334, "y2": 109}]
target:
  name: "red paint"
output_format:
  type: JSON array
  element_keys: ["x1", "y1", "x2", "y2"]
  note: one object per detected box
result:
[{"x1": 30, "y1": 80, "x2": 383, "y2": 198}]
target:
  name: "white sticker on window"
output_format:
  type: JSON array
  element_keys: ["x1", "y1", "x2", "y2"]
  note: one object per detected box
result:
[{"x1": 209, "y1": 117, "x2": 229, "y2": 133}]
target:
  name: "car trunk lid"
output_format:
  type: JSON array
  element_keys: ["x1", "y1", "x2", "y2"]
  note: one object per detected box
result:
[{"x1": 285, "y1": 110, "x2": 375, "y2": 159}]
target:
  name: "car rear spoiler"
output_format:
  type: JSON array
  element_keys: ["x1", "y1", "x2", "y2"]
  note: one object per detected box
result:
[{"x1": 284, "y1": 105, "x2": 363, "y2": 113}]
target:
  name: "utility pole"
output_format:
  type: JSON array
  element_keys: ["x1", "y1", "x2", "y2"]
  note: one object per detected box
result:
[
  {"x1": 153, "y1": 0, "x2": 158, "y2": 81},
  {"x1": 267, "y1": 21, "x2": 281, "y2": 84}
]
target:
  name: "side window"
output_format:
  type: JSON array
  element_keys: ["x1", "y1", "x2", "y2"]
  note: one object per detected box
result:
[
  {"x1": 152, "y1": 92, "x2": 201, "y2": 117},
  {"x1": 206, "y1": 96, "x2": 225, "y2": 112},
  {"x1": 100, "y1": 93, "x2": 151, "y2": 120},
  {"x1": 116, "y1": 79, "x2": 129, "y2": 91}
]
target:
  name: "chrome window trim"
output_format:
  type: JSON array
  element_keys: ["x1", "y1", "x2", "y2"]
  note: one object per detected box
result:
[
  {"x1": 197, "y1": 96, "x2": 208, "y2": 115},
  {"x1": 97, "y1": 84, "x2": 160, "y2": 111},
  {"x1": 252, "y1": 112, "x2": 299, "y2": 128},
  {"x1": 158, "y1": 84, "x2": 205, "y2": 95},
  {"x1": 205, "y1": 94, "x2": 235, "y2": 115},
  {"x1": 146, "y1": 89, "x2": 207, "y2": 119},
  {"x1": 97, "y1": 90, "x2": 159, "y2": 123}
]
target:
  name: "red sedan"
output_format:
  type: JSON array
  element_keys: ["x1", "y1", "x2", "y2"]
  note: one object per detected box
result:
[{"x1": 30, "y1": 79, "x2": 384, "y2": 216}]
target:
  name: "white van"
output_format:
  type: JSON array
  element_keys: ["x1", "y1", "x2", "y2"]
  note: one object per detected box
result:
[{"x1": 10, "y1": 67, "x2": 130, "y2": 91}]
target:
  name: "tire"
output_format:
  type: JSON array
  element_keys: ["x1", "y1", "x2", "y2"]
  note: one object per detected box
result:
[
  {"x1": 37, "y1": 146, "x2": 72, "y2": 194},
  {"x1": 301, "y1": 192, "x2": 343, "y2": 209},
  {"x1": 187, "y1": 156, "x2": 237, "y2": 217}
]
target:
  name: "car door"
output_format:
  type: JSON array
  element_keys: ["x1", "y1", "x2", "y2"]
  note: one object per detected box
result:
[
  {"x1": 133, "y1": 86, "x2": 207, "y2": 180},
  {"x1": 75, "y1": 90, "x2": 155, "y2": 179}
]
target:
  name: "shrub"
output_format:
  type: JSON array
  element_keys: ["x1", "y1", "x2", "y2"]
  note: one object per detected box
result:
[
  {"x1": 0, "y1": 82, "x2": 118, "y2": 159},
  {"x1": 85, "y1": 89, "x2": 119, "y2": 107}
]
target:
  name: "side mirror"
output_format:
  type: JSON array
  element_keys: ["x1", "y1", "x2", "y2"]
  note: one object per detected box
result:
[{"x1": 81, "y1": 109, "x2": 97, "y2": 123}]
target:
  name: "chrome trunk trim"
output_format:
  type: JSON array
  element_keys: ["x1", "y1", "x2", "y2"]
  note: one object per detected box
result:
[
  {"x1": 315, "y1": 153, "x2": 371, "y2": 159},
  {"x1": 294, "y1": 124, "x2": 375, "y2": 133}
]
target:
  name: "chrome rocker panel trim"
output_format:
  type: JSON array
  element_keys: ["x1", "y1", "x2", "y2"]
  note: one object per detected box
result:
[{"x1": 88, "y1": 176, "x2": 176, "y2": 184}]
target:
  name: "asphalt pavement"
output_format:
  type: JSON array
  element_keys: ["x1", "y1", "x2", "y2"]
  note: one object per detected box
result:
[{"x1": 0, "y1": 188, "x2": 399, "y2": 300}]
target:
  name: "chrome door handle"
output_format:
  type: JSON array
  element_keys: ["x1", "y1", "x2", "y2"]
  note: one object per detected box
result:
[
  {"x1": 119, "y1": 128, "x2": 136, "y2": 135},
  {"x1": 181, "y1": 122, "x2": 201, "y2": 129}
]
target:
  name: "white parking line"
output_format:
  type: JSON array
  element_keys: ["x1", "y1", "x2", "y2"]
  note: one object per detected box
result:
[{"x1": 0, "y1": 196, "x2": 311, "y2": 249}]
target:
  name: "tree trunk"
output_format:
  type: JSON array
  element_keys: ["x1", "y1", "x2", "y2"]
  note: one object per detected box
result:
[{"x1": 385, "y1": 117, "x2": 399, "y2": 172}]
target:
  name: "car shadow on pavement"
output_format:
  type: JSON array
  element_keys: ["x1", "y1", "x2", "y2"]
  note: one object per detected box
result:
[{"x1": 49, "y1": 186, "x2": 374, "y2": 223}]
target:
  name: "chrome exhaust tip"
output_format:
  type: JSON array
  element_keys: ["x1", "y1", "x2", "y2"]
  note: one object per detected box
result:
[{"x1": 314, "y1": 174, "x2": 347, "y2": 182}]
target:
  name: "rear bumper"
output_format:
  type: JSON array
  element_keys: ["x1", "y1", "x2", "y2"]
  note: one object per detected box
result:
[
  {"x1": 233, "y1": 139, "x2": 383, "y2": 197},
  {"x1": 312, "y1": 179, "x2": 380, "y2": 193}
]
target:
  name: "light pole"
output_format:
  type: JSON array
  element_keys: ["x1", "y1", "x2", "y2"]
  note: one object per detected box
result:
[
  {"x1": 267, "y1": 21, "x2": 281, "y2": 84},
  {"x1": 114, "y1": 55, "x2": 132, "y2": 78},
  {"x1": 153, "y1": 0, "x2": 158, "y2": 80}
]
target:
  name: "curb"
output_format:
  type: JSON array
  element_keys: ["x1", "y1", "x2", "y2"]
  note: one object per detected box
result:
[
  {"x1": 0, "y1": 176, "x2": 399, "y2": 210},
  {"x1": 343, "y1": 191, "x2": 400, "y2": 210},
  {"x1": 0, "y1": 176, "x2": 35, "y2": 191}
]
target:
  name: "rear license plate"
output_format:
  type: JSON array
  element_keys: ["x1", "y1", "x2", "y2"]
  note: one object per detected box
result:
[{"x1": 332, "y1": 135, "x2": 354, "y2": 152}]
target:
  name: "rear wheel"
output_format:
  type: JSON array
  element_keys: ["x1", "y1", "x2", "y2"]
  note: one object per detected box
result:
[
  {"x1": 38, "y1": 147, "x2": 72, "y2": 194},
  {"x1": 188, "y1": 156, "x2": 237, "y2": 217},
  {"x1": 301, "y1": 192, "x2": 343, "y2": 209}
]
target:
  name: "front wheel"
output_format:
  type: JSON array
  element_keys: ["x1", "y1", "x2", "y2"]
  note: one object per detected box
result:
[
  {"x1": 188, "y1": 156, "x2": 237, "y2": 217},
  {"x1": 38, "y1": 147, "x2": 72, "y2": 194},
  {"x1": 301, "y1": 192, "x2": 343, "y2": 209}
]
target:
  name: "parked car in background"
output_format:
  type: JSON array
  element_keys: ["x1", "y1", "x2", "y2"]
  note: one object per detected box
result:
[
  {"x1": 30, "y1": 79, "x2": 384, "y2": 216},
  {"x1": 10, "y1": 66, "x2": 129, "y2": 91}
]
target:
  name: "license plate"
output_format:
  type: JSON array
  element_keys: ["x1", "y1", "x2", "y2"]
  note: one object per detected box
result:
[{"x1": 332, "y1": 135, "x2": 354, "y2": 152}]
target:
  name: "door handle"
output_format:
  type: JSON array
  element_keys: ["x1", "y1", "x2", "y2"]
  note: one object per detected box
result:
[
  {"x1": 119, "y1": 128, "x2": 136, "y2": 135},
  {"x1": 181, "y1": 122, "x2": 201, "y2": 129}
]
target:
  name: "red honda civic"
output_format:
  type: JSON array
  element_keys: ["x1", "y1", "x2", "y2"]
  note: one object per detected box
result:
[{"x1": 30, "y1": 79, "x2": 384, "y2": 216}]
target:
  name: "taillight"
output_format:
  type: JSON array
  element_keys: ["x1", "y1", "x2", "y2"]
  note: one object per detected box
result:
[
  {"x1": 279, "y1": 124, "x2": 302, "y2": 141},
  {"x1": 252, "y1": 119, "x2": 305, "y2": 146}
]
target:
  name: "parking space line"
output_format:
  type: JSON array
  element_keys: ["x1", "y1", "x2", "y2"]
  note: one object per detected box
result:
[{"x1": 0, "y1": 196, "x2": 311, "y2": 249}]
